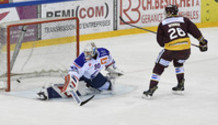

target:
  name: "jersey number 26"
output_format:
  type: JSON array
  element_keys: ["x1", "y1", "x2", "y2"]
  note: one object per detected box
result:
[{"x1": 168, "y1": 27, "x2": 186, "y2": 40}]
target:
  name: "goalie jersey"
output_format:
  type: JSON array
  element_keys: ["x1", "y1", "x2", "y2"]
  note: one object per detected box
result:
[{"x1": 68, "y1": 48, "x2": 115, "y2": 80}]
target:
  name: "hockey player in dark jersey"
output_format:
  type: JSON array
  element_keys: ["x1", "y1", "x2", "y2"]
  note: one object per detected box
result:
[{"x1": 142, "y1": 5, "x2": 208, "y2": 98}]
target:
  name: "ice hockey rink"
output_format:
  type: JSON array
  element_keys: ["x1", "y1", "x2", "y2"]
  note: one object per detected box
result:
[{"x1": 0, "y1": 27, "x2": 218, "y2": 125}]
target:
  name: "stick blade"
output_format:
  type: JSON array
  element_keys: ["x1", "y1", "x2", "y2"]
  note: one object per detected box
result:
[{"x1": 80, "y1": 95, "x2": 95, "y2": 106}]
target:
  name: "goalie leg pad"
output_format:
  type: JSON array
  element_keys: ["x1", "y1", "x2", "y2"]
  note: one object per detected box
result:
[
  {"x1": 46, "y1": 84, "x2": 69, "y2": 99},
  {"x1": 37, "y1": 83, "x2": 82, "y2": 100},
  {"x1": 47, "y1": 87, "x2": 62, "y2": 99},
  {"x1": 37, "y1": 84, "x2": 66, "y2": 100}
]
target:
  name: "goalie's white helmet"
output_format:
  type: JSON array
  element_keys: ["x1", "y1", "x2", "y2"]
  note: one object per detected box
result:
[{"x1": 84, "y1": 42, "x2": 97, "y2": 60}]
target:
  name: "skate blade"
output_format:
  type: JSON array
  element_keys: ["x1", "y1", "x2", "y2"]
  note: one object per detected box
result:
[
  {"x1": 172, "y1": 90, "x2": 184, "y2": 95},
  {"x1": 142, "y1": 94, "x2": 152, "y2": 99}
]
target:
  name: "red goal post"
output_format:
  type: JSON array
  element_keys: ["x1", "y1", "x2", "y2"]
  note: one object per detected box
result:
[{"x1": 0, "y1": 17, "x2": 80, "y2": 92}]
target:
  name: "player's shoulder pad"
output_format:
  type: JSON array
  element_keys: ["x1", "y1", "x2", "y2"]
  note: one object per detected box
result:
[
  {"x1": 74, "y1": 53, "x2": 86, "y2": 67},
  {"x1": 97, "y1": 48, "x2": 110, "y2": 57}
]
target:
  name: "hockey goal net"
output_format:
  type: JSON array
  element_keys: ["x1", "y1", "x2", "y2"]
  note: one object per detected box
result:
[{"x1": 0, "y1": 17, "x2": 79, "y2": 92}]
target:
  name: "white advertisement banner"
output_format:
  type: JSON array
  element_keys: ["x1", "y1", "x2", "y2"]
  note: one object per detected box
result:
[
  {"x1": 41, "y1": 0, "x2": 113, "y2": 37},
  {"x1": 0, "y1": 8, "x2": 20, "y2": 23},
  {"x1": 119, "y1": 0, "x2": 201, "y2": 29}
]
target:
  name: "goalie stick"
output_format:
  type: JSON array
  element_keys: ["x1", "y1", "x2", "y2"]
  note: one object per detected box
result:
[
  {"x1": 68, "y1": 90, "x2": 95, "y2": 106},
  {"x1": 120, "y1": 16, "x2": 199, "y2": 48},
  {"x1": 62, "y1": 74, "x2": 95, "y2": 106}
]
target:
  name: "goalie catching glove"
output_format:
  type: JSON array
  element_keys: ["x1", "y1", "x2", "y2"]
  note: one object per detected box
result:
[
  {"x1": 61, "y1": 74, "x2": 79, "y2": 93},
  {"x1": 106, "y1": 64, "x2": 123, "y2": 78}
]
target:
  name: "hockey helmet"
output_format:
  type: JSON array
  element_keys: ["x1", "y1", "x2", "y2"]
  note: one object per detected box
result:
[
  {"x1": 83, "y1": 42, "x2": 97, "y2": 60},
  {"x1": 165, "y1": 5, "x2": 178, "y2": 17}
]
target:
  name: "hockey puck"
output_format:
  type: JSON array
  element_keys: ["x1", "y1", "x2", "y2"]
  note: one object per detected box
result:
[{"x1": 16, "y1": 79, "x2": 21, "y2": 83}]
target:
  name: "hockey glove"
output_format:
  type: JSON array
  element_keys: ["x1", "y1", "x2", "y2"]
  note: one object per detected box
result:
[
  {"x1": 106, "y1": 65, "x2": 123, "y2": 78},
  {"x1": 199, "y1": 39, "x2": 208, "y2": 52}
]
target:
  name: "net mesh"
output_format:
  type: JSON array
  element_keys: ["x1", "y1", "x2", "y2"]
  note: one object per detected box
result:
[{"x1": 0, "y1": 17, "x2": 79, "y2": 91}]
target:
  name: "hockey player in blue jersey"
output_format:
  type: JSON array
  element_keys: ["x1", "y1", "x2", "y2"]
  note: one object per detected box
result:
[{"x1": 37, "y1": 42, "x2": 123, "y2": 101}]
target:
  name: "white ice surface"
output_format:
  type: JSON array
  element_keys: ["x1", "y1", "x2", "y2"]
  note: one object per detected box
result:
[{"x1": 0, "y1": 27, "x2": 218, "y2": 125}]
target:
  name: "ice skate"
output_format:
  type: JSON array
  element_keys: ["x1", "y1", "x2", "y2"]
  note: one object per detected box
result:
[
  {"x1": 172, "y1": 79, "x2": 184, "y2": 95},
  {"x1": 142, "y1": 86, "x2": 158, "y2": 99},
  {"x1": 37, "y1": 87, "x2": 48, "y2": 100}
]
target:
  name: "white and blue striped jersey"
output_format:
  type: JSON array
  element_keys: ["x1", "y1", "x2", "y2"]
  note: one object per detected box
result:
[{"x1": 68, "y1": 48, "x2": 115, "y2": 80}]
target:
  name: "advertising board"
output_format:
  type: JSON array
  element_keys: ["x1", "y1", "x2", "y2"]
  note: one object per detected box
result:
[
  {"x1": 0, "y1": 6, "x2": 38, "y2": 43},
  {"x1": 41, "y1": 0, "x2": 114, "y2": 37},
  {"x1": 119, "y1": 0, "x2": 201, "y2": 29}
]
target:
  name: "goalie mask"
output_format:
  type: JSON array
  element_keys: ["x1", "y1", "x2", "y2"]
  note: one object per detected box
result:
[
  {"x1": 84, "y1": 42, "x2": 97, "y2": 60},
  {"x1": 165, "y1": 5, "x2": 178, "y2": 17}
]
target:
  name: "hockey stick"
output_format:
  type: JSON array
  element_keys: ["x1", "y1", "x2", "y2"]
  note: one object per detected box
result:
[
  {"x1": 68, "y1": 90, "x2": 95, "y2": 106},
  {"x1": 62, "y1": 74, "x2": 95, "y2": 106},
  {"x1": 80, "y1": 95, "x2": 95, "y2": 106},
  {"x1": 120, "y1": 16, "x2": 199, "y2": 48}
]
